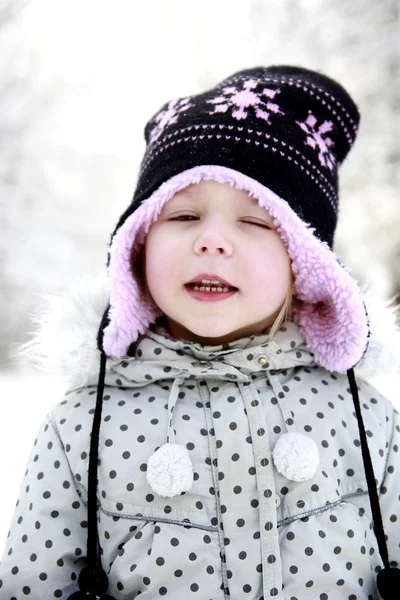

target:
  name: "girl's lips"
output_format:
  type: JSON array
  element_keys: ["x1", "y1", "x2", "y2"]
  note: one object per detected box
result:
[{"x1": 184, "y1": 285, "x2": 238, "y2": 302}]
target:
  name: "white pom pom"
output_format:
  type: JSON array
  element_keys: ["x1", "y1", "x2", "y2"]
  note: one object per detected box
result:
[
  {"x1": 146, "y1": 442, "x2": 194, "y2": 498},
  {"x1": 273, "y1": 432, "x2": 319, "y2": 482}
]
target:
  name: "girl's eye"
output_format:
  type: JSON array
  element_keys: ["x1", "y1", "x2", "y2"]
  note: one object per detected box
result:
[
  {"x1": 171, "y1": 215, "x2": 197, "y2": 221},
  {"x1": 170, "y1": 216, "x2": 270, "y2": 229},
  {"x1": 244, "y1": 221, "x2": 271, "y2": 229}
]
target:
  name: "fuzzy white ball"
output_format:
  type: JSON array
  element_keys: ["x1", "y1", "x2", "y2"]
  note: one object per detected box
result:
[
  {"x1": 147, "y1": 442, "x2": 194, "y2": 498},
  {"x1": 273, "y1": 432, "x2": 320, "y2": 482}
]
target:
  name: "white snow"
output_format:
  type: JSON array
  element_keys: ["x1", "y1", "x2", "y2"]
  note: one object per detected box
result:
[{"x1": 0, "y1": 368, "x2": 65, "y2": 554}]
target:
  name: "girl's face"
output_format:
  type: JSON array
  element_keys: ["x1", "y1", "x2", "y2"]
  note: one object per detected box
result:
[{"x1": 144, "y1": 180, "x2": 293, "y2": 345}]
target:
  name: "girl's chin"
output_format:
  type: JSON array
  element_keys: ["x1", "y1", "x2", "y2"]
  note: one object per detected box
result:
[{"x1": 166, "y1": 320, "x2": 237, "y2": 340}]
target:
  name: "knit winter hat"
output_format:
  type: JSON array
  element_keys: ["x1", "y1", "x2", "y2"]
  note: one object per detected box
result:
[{"x1": 98, "y1": 64, "x2": 370, "y2": 373}]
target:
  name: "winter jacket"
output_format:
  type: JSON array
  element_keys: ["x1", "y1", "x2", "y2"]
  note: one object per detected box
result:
[{"x1": 1, "y1": 275, "x2": 399, "y2": 600}]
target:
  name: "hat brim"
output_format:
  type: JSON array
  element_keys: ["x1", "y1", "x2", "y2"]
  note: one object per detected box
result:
[{"x1": 103, "y1": 164, "x2": 369, "y2": 372}]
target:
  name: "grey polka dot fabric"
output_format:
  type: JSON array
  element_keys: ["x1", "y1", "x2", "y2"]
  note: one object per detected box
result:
[{"x1": 1, "y1": 321, "x2": 399, "y2": 599}]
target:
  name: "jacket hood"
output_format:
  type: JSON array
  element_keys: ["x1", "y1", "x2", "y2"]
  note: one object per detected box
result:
[{"x1": 16, "y1": 271, "x2": 400, "y2": 397}]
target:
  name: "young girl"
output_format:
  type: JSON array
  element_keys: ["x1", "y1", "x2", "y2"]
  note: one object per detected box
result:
[{"x1": 1, "y1": 65, "x2": 399, "y2": 600}]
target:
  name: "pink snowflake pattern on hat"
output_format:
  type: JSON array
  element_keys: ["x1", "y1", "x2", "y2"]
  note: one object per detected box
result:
[
  {"x1": 206, "y1": 78, "x2": 284, "y2": 123},
  {"x1": 148, "y1": 97, "x2": 194, "y2": 144},
  {"x1": 296, "y1": 113, "x2": 336, "y2": 171}
]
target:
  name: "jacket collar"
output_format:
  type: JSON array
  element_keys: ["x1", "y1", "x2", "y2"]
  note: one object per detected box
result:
[
  {"x1": 146, "y1": 317, "x2": 315, "y2": 370},
  {"x1": 102, "y1": 318, "x2": 316, "y2": 389},
  {"x1": 147, "y1": 316, "x2": 312, "y2": 358}
]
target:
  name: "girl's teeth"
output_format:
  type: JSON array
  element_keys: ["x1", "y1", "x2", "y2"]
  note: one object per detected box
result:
[{"x1": 193, "y1": 285, "x2": 231, "y2": 292}]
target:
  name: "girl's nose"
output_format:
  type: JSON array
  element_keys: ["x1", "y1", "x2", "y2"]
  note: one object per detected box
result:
[{"x1": 193, "y1": 225, "x2": 234, "y2": 256}]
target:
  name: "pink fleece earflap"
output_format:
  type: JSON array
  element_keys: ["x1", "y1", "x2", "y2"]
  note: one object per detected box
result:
[{"x1": 102, "y1": 165, "x2": 369, "y2": 373}]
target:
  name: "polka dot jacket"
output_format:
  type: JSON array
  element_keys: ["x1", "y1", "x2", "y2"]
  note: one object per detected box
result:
[{"x1": 1, "y1": 320, "x2": 399, "y2": 599}]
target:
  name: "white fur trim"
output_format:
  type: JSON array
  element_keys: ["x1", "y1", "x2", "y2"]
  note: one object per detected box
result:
[
  {"x1": 146, "y1": 442, "x2": 194, "y2": 498},
  {"x1": 13, "y1": 271, "x2": 110, "y2": 391},
  {"x1": 356, "y1": 284, "x2": 400, "y2": 381},
  {"x1": 273, "y1": 432, "x2": 320, "y2": 482}
]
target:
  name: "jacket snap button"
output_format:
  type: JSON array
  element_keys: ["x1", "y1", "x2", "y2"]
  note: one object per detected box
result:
[
  {"x1": 194, "y1": 360, "x2": 212, "y2": 367},
  {"x1": 275, "y1": 493, "x2": 281, "y2": 508},
  {"x1": 256, "y1": 355, "x2": 269, "y2": 366}
]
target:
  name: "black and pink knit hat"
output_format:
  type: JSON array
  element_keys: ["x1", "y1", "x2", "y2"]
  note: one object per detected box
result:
[{"x1": 98, "y1": 64, "x2": 370, "y2": 373}]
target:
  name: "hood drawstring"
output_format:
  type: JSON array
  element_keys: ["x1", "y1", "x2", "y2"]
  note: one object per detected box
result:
[
  {"x1": 146, "y1": 374, "x2": 194, "y2": 498},
  {"x1": 67, "y1": 348, "x2": 116, "y2": 600},
  {"x1": 267, "y1": 368, "x2": 320, "y2": 482},
  {"x1": 346, "y1": 368, "x2": 400, "y2": 599}
]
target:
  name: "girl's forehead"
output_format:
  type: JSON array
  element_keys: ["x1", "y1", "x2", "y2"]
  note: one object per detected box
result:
[{"x1": 166, "y1": 180, "x2": 262, "y2": 208}]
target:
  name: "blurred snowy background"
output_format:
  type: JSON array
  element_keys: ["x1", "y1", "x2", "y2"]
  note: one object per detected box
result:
[{"x1": 0, "y1": 0, "x2": 399, "y2": 549}]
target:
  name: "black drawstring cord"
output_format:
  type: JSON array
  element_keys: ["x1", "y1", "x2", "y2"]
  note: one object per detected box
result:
[
  {"x1": 347, "y1": 368, "x2": 400, "y2": 599},
  {"x1": 87, "y1": 349, "x2": 107, "y2": 566},
  {"x1": 67, "y1": 348, "x2": 115, "y2": 599}
]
